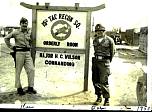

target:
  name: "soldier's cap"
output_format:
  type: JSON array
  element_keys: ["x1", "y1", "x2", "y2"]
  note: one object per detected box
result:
[
  {"x1": 95, "y1": 24, "x2": 105, "y2": 32},
  {"x1": 20, "y1": 17, "x2": 28, "y2": 24}
]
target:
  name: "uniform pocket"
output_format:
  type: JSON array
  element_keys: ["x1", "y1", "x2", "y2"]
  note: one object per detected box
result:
[{"x1": 104, "y1": 61, "x2": 111, "y2": 75}]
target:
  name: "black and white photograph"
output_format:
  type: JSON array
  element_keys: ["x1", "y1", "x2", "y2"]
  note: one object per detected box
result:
[{"x1": 0, "y1": 0, "x2": 151, "y2": 111}]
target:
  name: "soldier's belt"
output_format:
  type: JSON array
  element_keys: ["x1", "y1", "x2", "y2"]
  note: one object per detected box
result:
[{"x1": 95, "y1": 56, "x2": 110, "y2": 60}]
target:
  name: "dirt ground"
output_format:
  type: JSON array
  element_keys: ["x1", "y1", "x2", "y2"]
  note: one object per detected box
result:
[{"x1": 0, "y1": 41, "x2": 149, "y2": 110}]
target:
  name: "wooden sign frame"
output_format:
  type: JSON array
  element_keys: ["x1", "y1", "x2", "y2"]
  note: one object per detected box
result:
[{"x1": 20, "y1": 2, "x2": 105, "y2": 91}]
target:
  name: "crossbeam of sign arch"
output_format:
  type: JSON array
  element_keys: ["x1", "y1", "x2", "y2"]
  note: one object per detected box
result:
[{"x1": 20, "y1": 2, "x2": 105, "y2": 92}]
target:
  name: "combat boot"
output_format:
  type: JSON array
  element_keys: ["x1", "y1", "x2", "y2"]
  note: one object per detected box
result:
[
  {"x1": 26, "y1": 87, "x2": 37, "y2": 94},
  {"x1": 103, "y1": 98, "x2": 109, "y2": 106},
  {"x1": 93, "y1": 97, "x2": 102, "y2": 105},
  {"x1": 17, "y1": 88, "x2": 25, "y2": 95}
]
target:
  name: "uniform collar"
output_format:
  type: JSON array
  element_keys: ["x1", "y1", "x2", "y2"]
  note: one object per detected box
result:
[{"x1": 98, "y1": 35, "x2": 106, "y2": 39}]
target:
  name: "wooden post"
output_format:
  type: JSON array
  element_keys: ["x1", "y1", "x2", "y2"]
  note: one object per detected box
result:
[
  {"x1": 31, "y1": 9, "x2": 37, "y2": 65},
  {"x1": 84, "y1": 11, "x2": 91, "y2": 91}
]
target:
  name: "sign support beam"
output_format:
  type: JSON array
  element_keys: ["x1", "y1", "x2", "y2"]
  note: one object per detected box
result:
[{"x1": 20, "y1": 2, "x2": 105, "y2": 12}]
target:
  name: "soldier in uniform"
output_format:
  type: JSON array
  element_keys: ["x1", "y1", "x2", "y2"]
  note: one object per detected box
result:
[
  {"x1": 4, "y1": 17, "x2": 37, "y2": 95},
  {"x1": 92, "y1": 24, "x2": 116, "y2": 106}
]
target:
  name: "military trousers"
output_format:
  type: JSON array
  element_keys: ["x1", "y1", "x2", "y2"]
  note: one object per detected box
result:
[
  {"x1": 92, "y1": 57, "x2": 111, "y2": 98},
  {"x1": 15, "y1": 51, "x2": 35, "y2": 88}
]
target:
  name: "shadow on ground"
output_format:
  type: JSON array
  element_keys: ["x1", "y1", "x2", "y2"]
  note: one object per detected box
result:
[{"x1": 0, "y1": 88, "x2": 90, "y2": 104}]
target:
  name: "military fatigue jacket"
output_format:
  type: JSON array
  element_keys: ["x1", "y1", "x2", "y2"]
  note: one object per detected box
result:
[{"x1": 93, "y1": 35, "x2": 116, "y2": 62}]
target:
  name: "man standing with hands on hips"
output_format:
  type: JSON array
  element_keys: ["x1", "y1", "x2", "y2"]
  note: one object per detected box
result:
[
  {"x1": 4, "y1": 17, "x2": 37, "y2": 95},
  {"x1": 92, "y1": 24, "x2": 116, "y2": 106}
]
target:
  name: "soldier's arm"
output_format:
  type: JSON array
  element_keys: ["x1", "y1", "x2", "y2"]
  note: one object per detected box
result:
[
  {"x1": 93, "y1": 38, "x2": 98, "y2": 51},
  {"x1": 110, "y1": 37, "x2": 116, "y2": 62},
  {"x1": 4, "y1": 31, "x2": 15, "y2": 50},
  {"x1": 29, "y1": 29, "x2": 32, "y2": 47}
]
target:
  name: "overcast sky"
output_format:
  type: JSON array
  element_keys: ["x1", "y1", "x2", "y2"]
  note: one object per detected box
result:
[{"x1": 0, "y1": 0, "x2": 149, "y2": 30}]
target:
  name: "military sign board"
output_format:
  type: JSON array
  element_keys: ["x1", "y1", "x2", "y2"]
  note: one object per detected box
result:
[
  {"x1": 36, "y1": 11, "x2": 86, "y2": 49},
  {"x1": 20, "y1": 2, "x2": 105, "y2": 95}
]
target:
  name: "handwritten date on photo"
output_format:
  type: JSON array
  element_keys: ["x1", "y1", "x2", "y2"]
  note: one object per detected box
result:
[
  {"x1": 137, "y1": 106, "x2": 151, "y2": 111},
  {"x1": 91, "y1": 105, "x2": 151, "y2": 111}
]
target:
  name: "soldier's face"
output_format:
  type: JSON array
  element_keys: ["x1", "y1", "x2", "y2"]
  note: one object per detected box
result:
[
  {"x1": 95, "y1": 30, "x2": 105, "y2": 37},
  {"x1": 20, "y1": 21, "x2": 28, "y2": 31}
]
